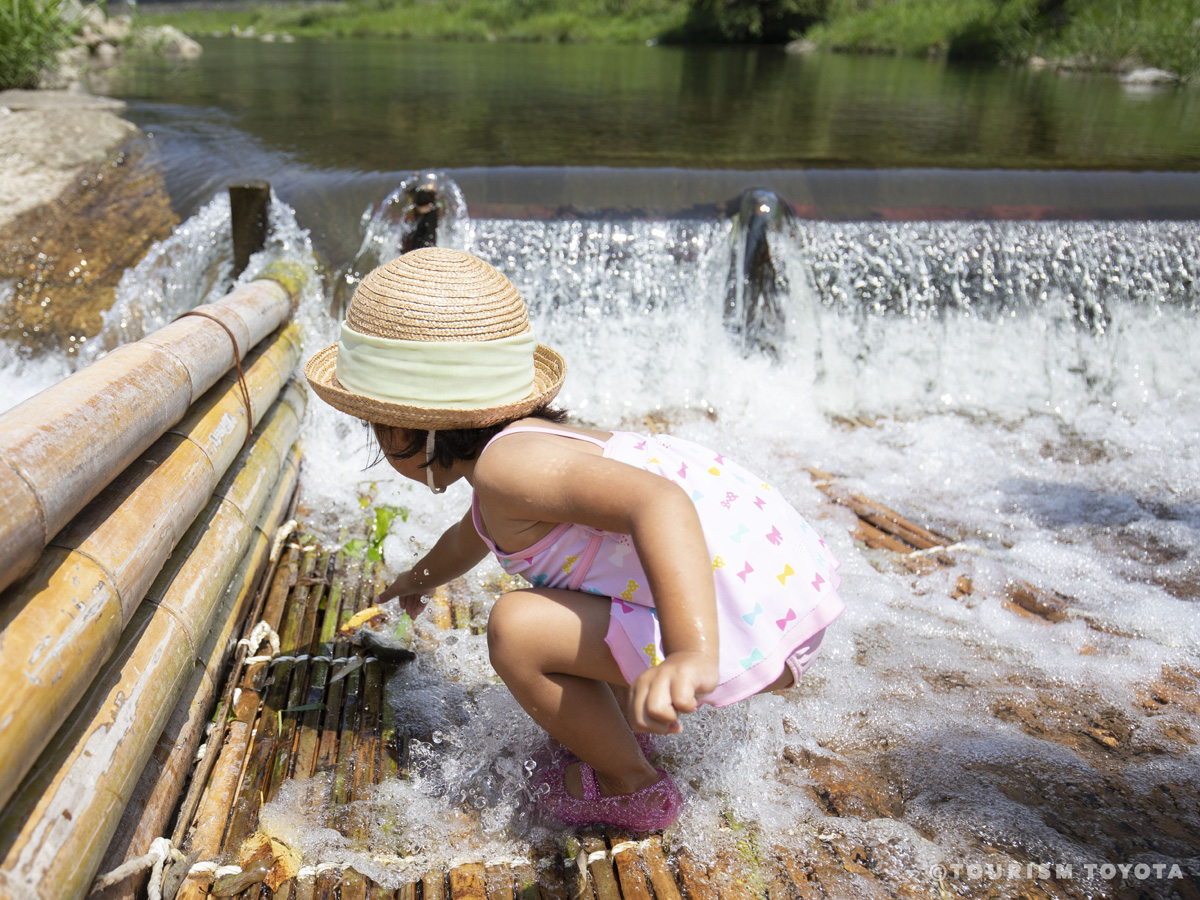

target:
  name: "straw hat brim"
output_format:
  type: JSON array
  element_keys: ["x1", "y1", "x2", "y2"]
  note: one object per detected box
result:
[{"x1": 304, "y1": 341, "x2": 567, "y2": 430}]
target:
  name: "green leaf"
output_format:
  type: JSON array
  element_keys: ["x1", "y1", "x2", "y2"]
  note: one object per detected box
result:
[{"x1": 282, "y1": 702, "x2": 327, "y2": 714}]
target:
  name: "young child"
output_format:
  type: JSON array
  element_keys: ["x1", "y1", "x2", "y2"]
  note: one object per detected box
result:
[{"x1": 305, "y1": 247, "x2": 844, "y2": 832}]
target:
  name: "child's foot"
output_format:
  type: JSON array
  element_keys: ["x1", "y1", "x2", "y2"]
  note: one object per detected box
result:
[
  {"x1": 536, "y1": 759, "x2": 682, "y2": 831},
  {"x1": 533, "y1": 732, "x2": 657, "y2": 769}
]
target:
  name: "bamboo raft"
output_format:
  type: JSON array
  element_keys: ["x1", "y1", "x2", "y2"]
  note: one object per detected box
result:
[
  {"x1": 6, "y1": 260, "x2": 1187, "y2": 898},
  {"x1": 0, "y1": 267, "x2": 308, "y2": 899},
  {"x1": 146, "y1": 516, "x2": 942, "y2": 900}
]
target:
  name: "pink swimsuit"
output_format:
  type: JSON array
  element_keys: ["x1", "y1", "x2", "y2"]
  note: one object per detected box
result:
[{"x1": 471, "y1": 426, "x2": 845, "y2": 706}]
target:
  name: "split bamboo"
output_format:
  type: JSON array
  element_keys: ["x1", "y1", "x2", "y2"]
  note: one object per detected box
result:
[
  {"x1": 0, "y1": 325, "x2": 302, "y2": 810},
  {"x1": 92, "y1": 443, "x2": 301, "y2": 900},
  {"x1": 0, "y1": 267, "x2": 305, "y2": 593},
  {"x1": 0, "y1": 382, "x2": 306, "y2": 900}
]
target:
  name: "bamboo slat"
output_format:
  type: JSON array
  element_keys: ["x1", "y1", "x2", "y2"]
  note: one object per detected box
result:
[
  {"x1": 605, "y1": 838, "x2": 652, "y2": 900},
  {"x1": 93, "y1": 443, "x2": 302, "y2": 900},
  {"x1": 485, "y1": 864, "x2": 516, "y2": 900},
  {"x1": 425, "y1": 869, "x2": 448, "y2": 900},
  {"x1": 580, "y1": 834, "x2": 621, "y2": 900},
  {"x1": 0, "y1": 328, "x2": 302, "y2": 810},
  {"x1": 676, "y1": 856, "x2": 717, "y2": 900},
  {"x1": 0, "y1": 384, "x2": 306, "y2": 900},
  {"x1": 640, "y1": 840, "x2": 683, "y2": 900},
  {"x1": 450, "y1": 863, "x2": 488, "y2": 900},
  {"x1": 0, "y1": 273, "x2": 304, "y2": 592}
]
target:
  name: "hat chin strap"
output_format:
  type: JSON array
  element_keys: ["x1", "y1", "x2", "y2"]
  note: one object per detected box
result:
[{"x1": 426, "y1": 430, "x2": 445, "y2": 495}]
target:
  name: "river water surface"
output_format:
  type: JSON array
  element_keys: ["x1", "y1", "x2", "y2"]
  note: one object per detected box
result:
[{"x1": 4, "y1": 37, "x2": 1200, "y2": 896}]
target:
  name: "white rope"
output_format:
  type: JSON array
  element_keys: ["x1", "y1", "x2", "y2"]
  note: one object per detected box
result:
[
  {"x1": 90, "y1": 836, "x2": 178, "y2": 897},
  {"x1": 270, "y1": 519, "x2": 298, "y2": 562},
  {"x1": 905, "y1": 541, "x2": 972, "y2": 559},
  {"x1": 242, "y1": 653, "x2": 379, "y2": 667},
  {"x1": 238, "y1": 621, "x2": 280, "y2": 660}
]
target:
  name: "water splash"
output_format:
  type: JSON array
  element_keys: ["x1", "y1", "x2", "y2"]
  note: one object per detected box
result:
[
  {"x1": 79, "y1": 190, "x2": 319, "y2": 365},
  {"x1": 333, "y1": 172, "x2": 472, "y2": 316},
  {"x1": 25, "y1": 187, "x2": 1193, "y2": 888}
]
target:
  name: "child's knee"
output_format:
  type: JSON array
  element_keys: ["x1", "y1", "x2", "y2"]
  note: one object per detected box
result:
[{"x1": 486, "y1": 590, "x2": 536, "y2": 667}]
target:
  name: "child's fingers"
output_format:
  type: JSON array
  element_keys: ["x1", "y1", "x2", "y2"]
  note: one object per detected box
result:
[{"x1": 630, "y1": 665, "x2": 697, "y2": 733}]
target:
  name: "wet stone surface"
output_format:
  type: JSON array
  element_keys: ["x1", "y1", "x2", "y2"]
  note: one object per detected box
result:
[{"x1": 0, "y1": 136, "x2": 177, "y2": 358}]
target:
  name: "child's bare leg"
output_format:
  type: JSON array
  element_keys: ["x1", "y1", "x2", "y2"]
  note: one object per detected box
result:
[{"x1": 487, "y1": 587, "x2": 659, "y2": 797}]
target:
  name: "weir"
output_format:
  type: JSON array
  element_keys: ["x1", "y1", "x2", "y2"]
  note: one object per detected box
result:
[{"x1": 1, "y1": 170, "x2": 1198, "y2": 900}]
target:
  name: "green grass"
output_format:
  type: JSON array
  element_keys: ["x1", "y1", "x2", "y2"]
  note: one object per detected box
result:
[
  {"x1": 1043, "y1": 0, "x2": 1200, "y2": 77},
  {"x1": 0, "y1": 0, "x2": 79, "y2": 88},
  {"x1": 134, "y1": 0, "x2": 1200, "y2": 78},
  {"x1": 806, "y1": 0, "x2": 1033, "y2": 57},
  {"x1": 807, "y1": 0, "x2": 1200, "y2": 77},
  {"x1": 136, "y1": 0, "x2": 691, "y2": 43}
]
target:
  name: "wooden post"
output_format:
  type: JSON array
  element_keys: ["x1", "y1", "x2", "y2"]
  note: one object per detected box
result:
[{"x1": 230, "y1": 181, "x2": 271, "y2": 279}]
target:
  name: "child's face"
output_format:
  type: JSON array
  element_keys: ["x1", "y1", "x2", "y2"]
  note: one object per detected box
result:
[{"x1": 373, "y1": 423, "x2": 424, "y2": 483}]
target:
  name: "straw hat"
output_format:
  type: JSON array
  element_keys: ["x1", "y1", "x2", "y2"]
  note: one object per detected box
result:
[{"x1": 305, "y1": 248, "x2": 566, "y2": 429}]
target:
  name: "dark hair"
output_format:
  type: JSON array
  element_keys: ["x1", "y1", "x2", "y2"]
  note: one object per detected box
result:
[{"x1": 367, "y1": 404, "x2": 570, "y2": 471}]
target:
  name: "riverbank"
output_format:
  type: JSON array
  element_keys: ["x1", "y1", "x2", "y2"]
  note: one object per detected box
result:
[
  {"x1": 0, "y1": 89, "x2": 177, "y2": 357},
  {"x1": 135, "y1": 0, "x2": 1200, "y2": 80}
]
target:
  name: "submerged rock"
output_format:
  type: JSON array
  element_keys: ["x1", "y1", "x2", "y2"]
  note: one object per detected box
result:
[{"x1": 0, "y1": 92, "x2": 177, "y2": 357}]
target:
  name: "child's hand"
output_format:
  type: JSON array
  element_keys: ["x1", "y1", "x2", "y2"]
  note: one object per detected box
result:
[
  {"x1": 377, "y1": 573, "x2": 428, "y2": 621},
  {"x1": 626, "y1": 651, "x2": 720, "y2": 734}
]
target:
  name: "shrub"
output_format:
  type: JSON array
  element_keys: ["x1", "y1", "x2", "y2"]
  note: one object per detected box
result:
[
  {"x1": 672, "y1": 0, "x2": 830, "y2": 43},
  {"x1": 0, "y1": 0, "x2": 78, "y2": 89}
]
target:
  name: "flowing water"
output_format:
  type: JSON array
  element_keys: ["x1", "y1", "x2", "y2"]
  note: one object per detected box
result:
[
  {"x1": 8, "y1": 179, "x2": 1195, "y2": 891},
  {"x1": 3, "y1": 37, "x2": 1200, "y2": 895}
]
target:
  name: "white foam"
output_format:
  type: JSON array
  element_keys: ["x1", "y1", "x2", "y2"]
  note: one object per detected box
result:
[{"x1": 22, "y1": 193, "x2": 1195, "y2": 886}]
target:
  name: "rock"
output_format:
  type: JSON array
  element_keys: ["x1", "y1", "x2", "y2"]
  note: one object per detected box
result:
[
  {"x1": 1121, "y1": 66, "x2": 1178, "y2": 86},
  {"x1": 0, "y1": 87, "x2": 125, "y2": 113},
  {"x1": 98, "y1": 15, "x2": 132, "y2": 44},
  {"x1": 1027, "y1": 55, "x2": 1048, "y2": 69},
  {"x1": 136, "y1": 24, "x2": 203, "y2": 59},
  {"x1": 785, "y1": 39, "x2": 818, "y2": 54},
  {"x1": 93, "y1": 41, "x2": 120, "y2": 65}
]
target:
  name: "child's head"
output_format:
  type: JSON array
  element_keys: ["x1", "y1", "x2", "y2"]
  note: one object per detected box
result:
[
  {"x1": 370, "y1": 402, "x2": 568, "y2": 475},
  {"x1": 305, "y1": 247, "x2": 566, "y2": 438}
]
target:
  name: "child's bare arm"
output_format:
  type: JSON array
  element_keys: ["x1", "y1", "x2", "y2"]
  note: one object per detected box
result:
[{"x1": 377, "y1": 507, "x2": 489, "y2": 618}]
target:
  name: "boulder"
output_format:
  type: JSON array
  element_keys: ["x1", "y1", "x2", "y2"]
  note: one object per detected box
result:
[{"x1": 1120, "y1": 66, "x2": 1179, "y2": 86}]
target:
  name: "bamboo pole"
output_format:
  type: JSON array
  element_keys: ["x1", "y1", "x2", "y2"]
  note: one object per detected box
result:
[
  {"x1": 675, "y1": 855, "x2": 717, "y2": 900},
  {"x1": 640, "y1": 840, "x2": 683, "y2": 900},
  {"x1": 449, "y1": 863, "x2": 488, "y2": 900},
  {"x1": 92, "y1": 444, "x2": 302, "y2": 900},
  {"x1": 0, "y1": 325, "x2": 303, "y2": 811},
  {"x1": 0, "y1": 383, "x2": 306, "y2": 900},
  {"x1": 579, "y1": 835, "x2": 620, "y2": 900},
  {"x1": 0, "y1": 268, "x2": 306, "y2": 593},
  {"x1": 604, "y1": 836, "x2": 652, "y2": 900},
  {"x1": 424, "y1": 869, "x2": 447, "y2": 900}
]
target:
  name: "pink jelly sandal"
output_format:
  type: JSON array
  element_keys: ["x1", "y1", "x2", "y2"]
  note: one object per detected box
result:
[
  {"x1": 533, "y1": 732, "x2": 656, "y2": 768},
  {"x1": 536, "y1": 759, "x2": 682, "y2": 831}
]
